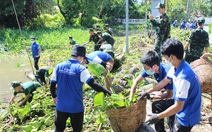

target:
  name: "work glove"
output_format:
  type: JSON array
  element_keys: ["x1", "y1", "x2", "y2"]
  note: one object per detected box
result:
[
  {"x1": 146, "y1": 113, "x2": 160, "y2": 125},
  {"x1": 138, "y1": 92, "x2": 150, "y2": 100}
]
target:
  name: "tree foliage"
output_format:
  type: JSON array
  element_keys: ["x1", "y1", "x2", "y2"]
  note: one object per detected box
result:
[
  {"x1": 0, "y1": 0, "x2": 56, "y2": 28},
  {"x1": 0, "y1": 0, "x2": 211, "y2": 28},
  {"x1": 167, "y1": 0, "x2": 212, "y2": 22}
]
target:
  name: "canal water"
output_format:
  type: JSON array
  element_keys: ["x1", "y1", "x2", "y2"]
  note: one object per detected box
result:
[{"x1": 0, "y1": 55, "x2": 31, "y2": 102}]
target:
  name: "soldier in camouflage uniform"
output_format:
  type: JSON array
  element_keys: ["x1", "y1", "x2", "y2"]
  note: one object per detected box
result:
[
  {"x1": 96, "y1": 31, "x2": 115, "y2": 46},
  {"x1": 149, "y1": 3, "x2": 170, "y2": 61},
  {"x1": 105, "y1": 24, "x2": 113, "y2": 36},
  {"x1": 184, "y1": 17, "x2": 209, "y2": 63},
  {"x1": 84, "y1": 28, "x2": 102, "y2": 51}
]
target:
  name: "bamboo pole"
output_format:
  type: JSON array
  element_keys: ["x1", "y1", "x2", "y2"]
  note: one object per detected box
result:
[{"x1": 11, "y1": 0, "x2": 35, "y2": 75}]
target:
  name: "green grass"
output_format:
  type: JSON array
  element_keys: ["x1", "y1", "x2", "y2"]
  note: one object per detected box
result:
[{"x1": 0, "y1": 27, "x2": 90, "y2": 52}]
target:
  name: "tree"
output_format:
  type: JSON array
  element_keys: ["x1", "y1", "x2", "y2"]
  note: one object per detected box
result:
[
  {"x1": 0, "y1": 0, "x2": 25, "y2": 27},
  {"x1": 0, "y1": 0, "x2": 56, "y2": 28}
]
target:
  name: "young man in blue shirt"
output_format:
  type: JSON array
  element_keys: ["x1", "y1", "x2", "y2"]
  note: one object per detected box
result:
[
  {"x1": 82, "y1": 51, "x2": 114, "y2": 91},
  {"x1": 129, "y1": 50, "x2": 174, "y2": 132},
  {"x1": 50, "y1": 45, "x2": 111, "y2": 132},
  {"x1": 145, "y1": 38, "x2": 201, "y2": 132},
  {"x1": 28, "y1": 36, "x2": 41, "y2": 70}
]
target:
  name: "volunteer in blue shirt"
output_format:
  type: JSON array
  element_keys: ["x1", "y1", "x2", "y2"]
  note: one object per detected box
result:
[
  {"x1": 129, "y1": 51, "x2": 174, "y2": 132},
  {"x1": 82, "y1": 51, "x2": 114, "y2": 91},
  {"x1": 50, "y1": 45, "x2": 111, "y2": 132},
  {"x1": 145, "y1": 38, "x2": 201, "y2": 132},
  {"x1": 28, "y1": 36, "x2": 41, "y2": 70}
]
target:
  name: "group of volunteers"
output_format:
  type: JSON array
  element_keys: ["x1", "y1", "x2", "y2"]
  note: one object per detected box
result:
[
  {"x1": 129, "y1": 3, "x2": 211, "y2": 132},
  {"x1": 8, "y1": 2, "x2": 211, "y2": 132},
  {"x1": 9, "y1": 23, "x2": 115, "y2": 132}
]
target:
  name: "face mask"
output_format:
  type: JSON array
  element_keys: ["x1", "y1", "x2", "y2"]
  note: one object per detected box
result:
[
  {"x1": 98, "y1": 35, "x2": 101, "y2": 38},
  {"x1": 31, "y1": 40, "x2": 35, "y2": 43},
  {"x1": 83, "y1": 64, "x2": 88, "y2": 67},
  {"x1": 165, "y1": 59, "x2": 172, "y2": 67},
  {"x1": 80, "y1": 59, "x2": 83, "y2": 64},
  {"x1": 145, "y1": 70, "x2": 155, "y2": 75}
]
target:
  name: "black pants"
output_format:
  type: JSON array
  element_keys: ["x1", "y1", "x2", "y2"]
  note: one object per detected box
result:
[
  {"x1": 152, "y1": 99, "x2": 175, "y2": 132},
  {"x1": 36, "y1": 76, "x2": 46, "y2": 86},
  {"x1": 94, "y1": 44, "x2": 101, "y2": 51},
  {"x1": 173, "y1": 118, "x2": 193, "y2": 132},
  {"x1": 34, "y1": 56, "x2": 40, "y2": 70},
  {"x1": 54, "y1": 110, "x2": 84, "y2": 132}
]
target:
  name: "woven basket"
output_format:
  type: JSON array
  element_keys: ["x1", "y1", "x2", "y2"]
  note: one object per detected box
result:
[
  {"x1": 106, "y1": 99, "x2": 146, "y2": 132},
  {"x1": 190, "y1": 58, "x2": 212, "y2": 93}
]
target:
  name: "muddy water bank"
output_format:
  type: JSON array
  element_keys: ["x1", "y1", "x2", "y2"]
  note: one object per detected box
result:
[{"x1": 0, "y1": 54, "x2": 31, "y2": 102}]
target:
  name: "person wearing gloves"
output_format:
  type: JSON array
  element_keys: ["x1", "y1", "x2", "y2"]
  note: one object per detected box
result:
[
  {"x1": 143, "y1": 38, "x2": 201, "y2": 132},
  {"x1": 9, "y1": 81, "x2": 41, "y2": 106},
  {"x1": 129, "y1": 50, "x2": 174, "y2": 132},
  {"x1": 50, "y1": 45, "x2": 111, "y2": 132},
  {"x1": 82, "y1": 51, "x2": 114, "y2": 91}
]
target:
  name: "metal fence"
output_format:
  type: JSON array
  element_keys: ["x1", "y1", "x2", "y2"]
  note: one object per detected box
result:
[{"x1": 116, "y1": 19, "x2": 145, "y2": 25}]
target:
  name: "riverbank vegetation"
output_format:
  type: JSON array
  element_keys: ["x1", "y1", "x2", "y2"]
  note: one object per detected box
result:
[
  {"x1": 0, "y1": 0, "x2": 212, "y2": 131},
  {"x1": 0, "y1": 27, "x2": 211, "y2": 131}
]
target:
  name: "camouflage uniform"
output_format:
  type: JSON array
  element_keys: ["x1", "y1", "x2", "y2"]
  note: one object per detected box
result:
[
  {"x1": 150, "y1": 13, "x2": 170, "y2": 61},
  {"x1": 106, "y1": 28, "x2": 113, "y2": 36},
  {"x1": 102, "y1": 33, "x2": 115, "y2": 46},
  {"x1": 89, "y1": 33, "x2": 102, "y2": 51},
  {"x1": 185, "y1": 27, "x2": 209, "y2": 63}
]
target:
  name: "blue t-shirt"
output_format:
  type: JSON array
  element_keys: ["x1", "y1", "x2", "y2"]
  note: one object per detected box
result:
[
  {"x1": 86, "y1": 51, "x2": 113, "y2": 64},
  {"x1": 166, "y1": 60, "x2": 201, "y2": 127},
  {"x1": 141, "y1": 63, "x2": 172, "y2": 90},
  {"x1": 51, "y1": 59, "x2": 93, "y2": 113},
  {"x1": 31, "y1": 42, "x2": 41, "y2": 58}
]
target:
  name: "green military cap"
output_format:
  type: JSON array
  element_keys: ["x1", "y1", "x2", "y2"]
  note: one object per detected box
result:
[
  {"x1": 155, "y1": 3, "x2": 165, "y2": 9},
  {"x1": 10, "y1": 81, "x2": 21, "y2": 89},
  {"x1": 197, "y1": 17, "x2": 205, "y2": 24}
]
